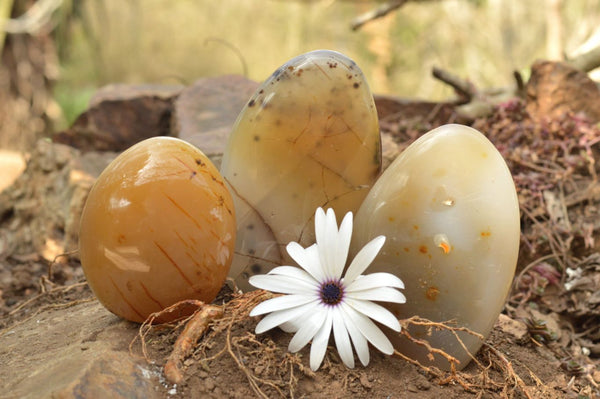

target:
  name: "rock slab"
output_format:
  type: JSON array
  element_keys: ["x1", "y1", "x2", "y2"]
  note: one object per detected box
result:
[{"x1": 0, "y1": 300, "x2": 160, "y2": 399}]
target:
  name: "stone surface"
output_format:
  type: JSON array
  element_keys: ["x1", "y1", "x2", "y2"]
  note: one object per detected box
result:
[
  {"x1": 1, "y1": 72, "x2": 597, "y2": 398},
  {"x1": 495, "y1": 313, "x2": 529, "y2": 343},
  {"x1": 352, "y1": 125, "x2": 520, "y2": 370},
  {"x1": 5, "y1": 77, "x2": 259, "y2": 260},
  {"x1": 220, "y1": 51, "x2": 382, "y2": 292},
  {"x1": 53, "y1": 84, "x2": 183, "y2": 152},
  {"x1": 0, "y1": 140, "x2": 116, "y2": 258},
  {"x1": 526, "y1": 60, "x2": 600, "y2": 122},
  {"x1": 55, "y1": 350, "x2": 160, "y2": 399},
  {"x1": 0, "y1": 150, "x2": 25, "y2": 193},
  {"x1": 79, "y1": 137, "x2": 235, "y2": 323},
  {"x1": 0, "y1": 300, "x2": 159, "y2": 399},
  {"x1": 173, "y1": 75, "x2": 259, "y2": 168}
]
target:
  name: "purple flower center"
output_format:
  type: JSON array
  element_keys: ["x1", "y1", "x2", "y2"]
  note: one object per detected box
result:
[{"x1": 320, "y1": 280, "x2": 344, "y2": 305}]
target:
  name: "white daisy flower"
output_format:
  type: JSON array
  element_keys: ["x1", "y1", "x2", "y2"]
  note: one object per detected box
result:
[{"x1": 249, "y1": 207, "x2": 406, "y2": 371}]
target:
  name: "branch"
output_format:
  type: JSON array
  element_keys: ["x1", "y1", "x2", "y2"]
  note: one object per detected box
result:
[
  {"x1": 431, "y1": 66, "x2": 476, "y2": 102},
  {"x1": 0, "y1": 0, "x2": 62, "y2": 34},
  {"x1": 432, "y1": 66, "x2": 523, "y2": 119},
  {"x1": 350, "y1": 0, "x2": 443, "y2": 31},
  {"x1": 350, "y1": 0, "x2": 408, "y2": 31},
  {"x1": 513, "y1": 70, "x2": 525, "y2": 95},
  {"x1": 569, "y1": 45, "x2": 600, "y2": 73}
]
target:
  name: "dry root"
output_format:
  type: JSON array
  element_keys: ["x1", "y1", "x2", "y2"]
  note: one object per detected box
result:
[
  {"x1": 133, "y1": 291, "x2": 572, "y2": 398},
  {"x1": 130, "y1": 299, "x2": 223, "y2": 376},
  {"x1": 163, "y1": 303, "x2": 224, "y2": 384},
  {"x1": 395, "y1": 316, "x2": 546, "y2": 398},
  {"x1": 197, "y1": 290, "x2": 286, "y2": 399},
  {"x1": 131, "y1": 291, "x2": 285, "y2": 396},
  {"x1": 1, "y1": 281, "x2": 92, "y2": 337}
]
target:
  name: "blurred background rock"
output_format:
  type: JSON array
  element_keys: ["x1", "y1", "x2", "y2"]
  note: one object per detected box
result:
[{"x1": 1, "y1": 0, "x2": 600, "y2": 154}]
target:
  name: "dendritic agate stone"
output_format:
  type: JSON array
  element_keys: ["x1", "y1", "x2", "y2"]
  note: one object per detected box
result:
[
  {"x1": 351, "y1": 124, "x2": 520, "y2": 370},
  {"x1": 221, "y1": 50, "x2": 381, "y2": 292}
]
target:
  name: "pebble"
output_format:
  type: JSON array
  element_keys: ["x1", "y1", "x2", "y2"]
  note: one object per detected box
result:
[
  {"x1": 407, "y1": 383, "x2": 419, "y2": 393},
  {"x1": 198, "y1": 371, "x2": 209, "y2": 379},
  {"x1": 204, "y1": 378, "x2": 215, "y2": 391},
  {"x1": 359, "y1": 374, "x2": 373, "y2": 389}
]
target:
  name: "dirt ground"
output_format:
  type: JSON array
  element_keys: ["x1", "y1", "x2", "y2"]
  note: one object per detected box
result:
[{"x1": 2, "y1": 64, "x2": 600, "y2": 398}]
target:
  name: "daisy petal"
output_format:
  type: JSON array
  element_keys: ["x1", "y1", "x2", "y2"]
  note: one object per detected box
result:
[
  {"x1": 310, "y1": 308, "x2": 333, "y2": 371},
  {"x1": 304, "y1": 244, "x2": 325, "y2": 279},
  {"x1": 317, "y1": 208, "x2": 339, "y2": 279},
  {"x1": 346, "y1": 298, "x2": 401, "y2": 332},
  {"x1": 332, "y1": 309, "x2": 355, "y2": 368},
  {"x1": 344, "y1": 236, "x2": 386, "y2": 284},
  {"x1": 288, "y1": 307, "x2": 327, "y2": 353},
  {"x1": 333, "y1": 211, "x2": 353, "y2": 278},
  {"x1": 347, "y1": 287, "x2": 406, "y2": 304},
  {"x1": 280, "y1": 320, "x2": 300, "y2": 333},
  {"x1": 248, "y1": 206, "x2": 406, "y2": 372},
  {"x1": 314, "y1": 208, "x2": 330, "y2": 278},
  {"x1": 286, "y1": 242, "x2": 324, "y2": 282},
  {"x1": 340, "y1": 306, "x2": 370, "y2": 366},
  {"x1": 341, "y1": 303, "x2": 395, "y2": 355},
  {"x1": 255, "y1": 302, "x2": 318, "y2": 334},
  {"x1": 249, "y1": 274, "x2": 317, "y2": 295},
  {"x1": 268, "y1": 266, "x2": 318, "y2": 284},
  {"x1": 314, "y1": 207, "x2": 327, "y2": 253},
  {"x1": 250, "y1": 294, "x2": 317, "y2": 316},
  {"x1": 346, "y1": 272, "x2": 405, "y2": 292}
]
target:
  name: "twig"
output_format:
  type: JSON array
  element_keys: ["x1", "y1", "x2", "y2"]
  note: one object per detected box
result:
[
  {"x1": 350, "y1": 0, "x2": 407, "y2": 31},
  {"x1": 48, "y1": 249, "x2": 79, "y2": 280},
  {"x1": 511, "y1": 253, "x2": 558, "y2": 302},
  {"x1": 432, "y1": 66, "x2": 476, "y2": 102},
  {"x1": 204, "y1": 37, "x2": 249, "y2": 77},
  {"x1": 1, "y1": 0, "x2": 62, "y2": 34},
  {"x1": 8, "y1": 281, "x2": 88, "y2": 316},
  {"x1": 569, "y1": 45, "x2": 600, "y2": 72},
  {"x1": 520, "y1": 206, "x2": 568, "y2": 271},
  {"x1": 513, "y1": 70, "x2": 525, "y2": 96},
  {"x1": 1, "y1": 296, "x2": 95, "y2": 337}
]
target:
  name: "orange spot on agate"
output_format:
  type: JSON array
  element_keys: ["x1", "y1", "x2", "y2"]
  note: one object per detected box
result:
[
  {"x1": 419, "y1": 245, "x2": 428, "y2": 254},
  {"x1": 481, "y1": 230, "x2": 491, "y2": 237},
  {"x1": 413, "y1": 225, "x2": 419, "y2": 230},
  {"x1": 438, "y1": 242, "x2": 451, "y2": 254},
  {"x1": 425, "y1": 286, "x2": 440, "y2": 301},
  {"x1": 388, "y1": 216, "x2": 395, "y2": 222}
]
